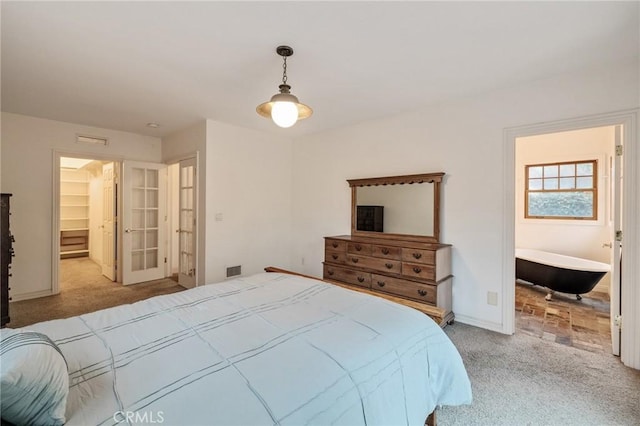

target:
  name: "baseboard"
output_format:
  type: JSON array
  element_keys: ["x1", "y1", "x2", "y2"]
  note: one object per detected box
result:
[
  {"x1": 454, "y1": 314, "x2": 509, "y2": 335},
  {"x1": 10, "y1": 289, "x2": 56, "y2": 302}
]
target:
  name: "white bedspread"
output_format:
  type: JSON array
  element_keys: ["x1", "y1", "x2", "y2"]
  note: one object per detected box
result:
[{"x1": 29, "y1": 272, "x2": 471, "y2": 425}]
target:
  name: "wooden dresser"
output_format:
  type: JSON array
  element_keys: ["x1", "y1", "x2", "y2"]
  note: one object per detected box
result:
[{"x1": 323, "y1": 234, "x2": 453, "y2": 326}]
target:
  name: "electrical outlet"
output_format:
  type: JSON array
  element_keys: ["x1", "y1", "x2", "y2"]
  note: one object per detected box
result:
[{"x1": 487, "y1": 291, "x2": 498, "y2": 306}]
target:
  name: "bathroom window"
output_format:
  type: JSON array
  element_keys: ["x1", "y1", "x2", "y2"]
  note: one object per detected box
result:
[{"x1": 525, "y1": 160, "x2": 597, "y2": 220}]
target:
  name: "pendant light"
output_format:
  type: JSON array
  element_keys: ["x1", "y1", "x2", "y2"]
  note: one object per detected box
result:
[{"x1": 256, "y1": 45, "x2": 312, "y2": 128}]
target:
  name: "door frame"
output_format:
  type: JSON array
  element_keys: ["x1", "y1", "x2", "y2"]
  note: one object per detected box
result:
[
  {"x1": 52, "y1": 151, "x2": 123, "y2": 295},
  {"x1": 503, "y1": 109, "x2": 639, "y2": 369}
]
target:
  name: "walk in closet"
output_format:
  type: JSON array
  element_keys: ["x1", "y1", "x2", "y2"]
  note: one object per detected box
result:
[{"x1": 60, "y1": 168, "x2": 90, "y2": 258}]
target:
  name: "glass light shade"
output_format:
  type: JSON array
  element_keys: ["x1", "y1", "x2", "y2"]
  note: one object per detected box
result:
[
  {"x1": 256, "y1": 91, "x2": 313, "y2": 127},
  {"x1": 271, "y1": 101, "x2": 299, "y2": 128}
]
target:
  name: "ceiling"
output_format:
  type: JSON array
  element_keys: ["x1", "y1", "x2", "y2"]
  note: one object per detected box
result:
[{"x1": 2, "y1": 2, "x2": 638, "y2": 138}]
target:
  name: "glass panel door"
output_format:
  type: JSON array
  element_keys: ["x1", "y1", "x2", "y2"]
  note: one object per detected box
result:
[
  {"x1": 178, "y1": 158, "x2": 197, "y2": 288},
  {"x1": 122, "y1": 161, "x2": 166, "y2": 285}
]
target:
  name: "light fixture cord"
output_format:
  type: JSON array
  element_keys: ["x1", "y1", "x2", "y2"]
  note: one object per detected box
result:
[{"x1": 282, "y1": 56, "x2": 288, "y2": 85}]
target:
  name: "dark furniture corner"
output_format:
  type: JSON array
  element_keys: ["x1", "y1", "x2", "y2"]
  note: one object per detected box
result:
[{"x1": 1, "y1": 193, "x2": 13, "y2": 328}]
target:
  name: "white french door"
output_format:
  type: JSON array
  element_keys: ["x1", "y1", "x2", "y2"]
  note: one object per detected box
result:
[
  {"x1": 610, "y1": 126, "x2": 623, "y2": 356},
  {"x1": 178, "y1": 158, "x2": 197, "y2": 288},
  {"x1": 101, "y1": 162, "x2": 116, "y2": 280},
  {"x1": 122, "y1": 161, "x2": 167, "y2": 285}
]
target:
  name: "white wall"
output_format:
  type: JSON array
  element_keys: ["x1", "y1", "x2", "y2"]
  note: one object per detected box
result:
[
  {"x1": 162, "y1": 119, "x2": 294, "y2": 285},
  {"x1": 204, "y1": 120, "x2": 293, "y2": 283},
  {"x1": 515, "y1": 126, "x2": 614, "y2": 290},
  {"x1": 290, "y1": 61, "x2": 639, "y2": 331},
  {"x1": 1, "y1": 112, "x2": 162, "y2": 299}
]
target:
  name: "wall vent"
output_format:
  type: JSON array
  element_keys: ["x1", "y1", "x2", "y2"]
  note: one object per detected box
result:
[
  {"x1": 226, "y1": 265, "x2": 241, "y2": 278},
  {"x1": 76, "y1": 134, "x2": 108, "y2": 146}
]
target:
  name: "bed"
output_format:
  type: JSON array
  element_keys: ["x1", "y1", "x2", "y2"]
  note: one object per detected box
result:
[{"x1": 1, "y1": 271, "x2": 472, "y2": 426}]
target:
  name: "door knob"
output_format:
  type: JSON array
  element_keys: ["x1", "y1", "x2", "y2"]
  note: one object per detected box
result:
[
  {"x1": 125, "y1": 228, "x2": 131, "y2": 233},
  {"x1": 602, "y1": 242, "x2": 612, "y2": 248}
]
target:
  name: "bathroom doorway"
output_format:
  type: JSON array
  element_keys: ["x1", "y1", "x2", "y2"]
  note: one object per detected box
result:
[{"x1": 513, "y1": 125, "x2": 620, "y2": 355}]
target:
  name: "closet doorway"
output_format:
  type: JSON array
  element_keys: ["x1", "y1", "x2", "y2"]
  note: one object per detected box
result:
[{"x1": 59, "y1": 156, "x2": 119, "y2": 289}]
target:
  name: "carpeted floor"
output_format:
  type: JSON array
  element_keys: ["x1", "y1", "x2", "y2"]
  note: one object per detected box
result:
[
  {"x1": 439, "y1": 323, "x2": 640, "y2": 426},
  {"x1": 8, "y1": 258, "x2": 184, "y2": 328}
]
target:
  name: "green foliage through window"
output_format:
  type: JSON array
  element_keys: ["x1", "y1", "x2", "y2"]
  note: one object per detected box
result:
[{"x1": 525, "y1": 160, "x2": 597, "y2": 220}]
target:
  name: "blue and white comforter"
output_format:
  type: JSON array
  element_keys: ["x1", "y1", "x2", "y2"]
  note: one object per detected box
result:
[{"x1": 30, "y1": 272, "x2": 472, "y2": 425}]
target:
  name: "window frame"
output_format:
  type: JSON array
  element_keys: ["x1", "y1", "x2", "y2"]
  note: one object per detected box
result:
[{"x1": 524, "y1": 159, "x2": 598, "y2": 220}]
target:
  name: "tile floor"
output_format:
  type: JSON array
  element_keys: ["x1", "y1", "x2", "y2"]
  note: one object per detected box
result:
[{"x1": 515, "y1": 280, "x2": 612, "y2": 354}]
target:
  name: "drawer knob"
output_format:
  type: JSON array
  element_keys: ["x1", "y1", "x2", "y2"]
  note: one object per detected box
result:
[
  {"x1": 417, "y1": 289, "x2": 427, "y2": 297},
  {"x1": 355, "y1": 244, "x2": 362, "y2": 251},
  {"x1": 381, "y1": 248, "x2": 390, "y2": 255},
  {"x1": 377, "y1": 281, "x2": 386, "y2": 287},
  {"x1": 412, "y1": 266, "x2": 422, "y2": 274},
  {"x1": 327, "y1": 270, "x2": 334, "y2": 276},
  {"x1": 412, "y1": 252, "x2": 422, "y2": 259},
  {"x1": 385, "y1": 263, "x2": 394, "y2": 269},
  {"x1": 357, "y1": 276, "x2": 365, "y2": 283},
  {"x1": 351, "y1": 258, "x2": 359, "y2": 264},
  {"x1": 332, "y1": 254, "x2": 338, "y2": 260},
  {"x1": 332, "y1": 242, "x2": 338, "y2": 248}
]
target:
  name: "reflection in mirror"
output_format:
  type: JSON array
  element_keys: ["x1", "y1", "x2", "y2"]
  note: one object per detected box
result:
[
  {"x1": 348, "y1": 172, "x2": 444, "y2": 243},
  {"x1": 356, "y1": 184, "x2": 434, "y2": 235}
]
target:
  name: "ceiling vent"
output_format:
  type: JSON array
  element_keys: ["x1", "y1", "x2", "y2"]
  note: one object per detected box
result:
[{"x1": 76, "y1": 135, "x2": 108, "y2": 146}]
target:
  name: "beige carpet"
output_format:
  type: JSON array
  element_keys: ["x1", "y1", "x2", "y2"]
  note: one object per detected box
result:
[
  {"x1": 8, "y1": 258, "x2": 185, "y2": 328},
  {"x1": 439, "y1": 323, "x2": 640, "y2": 425}
]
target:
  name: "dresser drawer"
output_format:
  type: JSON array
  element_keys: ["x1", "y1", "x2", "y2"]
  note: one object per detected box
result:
[
  {"x1": 325, "y1": 239, "x2": 347, "y2": 252},
  {"x1": 347, "y1": 255, "x2": 401, "y2": 274},
  {"x1": 401, "y1": 248, "x2": 435, "y2": 265},
  {"x1": 402, "y1": 262, "x2": 435, "y2": 281},
  {"x1": 371, "y1": 244, "x2": 402, "y2": 260},
  {"x1": 324, "y1": 265, "x2": 371, "y2": 288},
  {"x1": 347, "y1": 242, "x2": 372, "y2": 256},
  {"x1": 371, "y1": 274, "x2": 437, "y2": 304},
  {"x1": 325, "y1": 250, "x2": 346, "y2": 264}
]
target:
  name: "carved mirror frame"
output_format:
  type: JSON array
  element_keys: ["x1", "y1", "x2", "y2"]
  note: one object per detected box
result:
[{"x1": 348, "y1": 172, "x2": 444, "y2": 243}]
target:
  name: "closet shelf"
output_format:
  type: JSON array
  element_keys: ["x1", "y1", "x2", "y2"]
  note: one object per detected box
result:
[{"x1": 60, "y1": 168, "x2": 90, "y2": 259}]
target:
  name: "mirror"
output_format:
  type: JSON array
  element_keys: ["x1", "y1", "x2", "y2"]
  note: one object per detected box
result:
[{"x1": 348, "y1": 173, "x2": 444, "y2": 243}]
